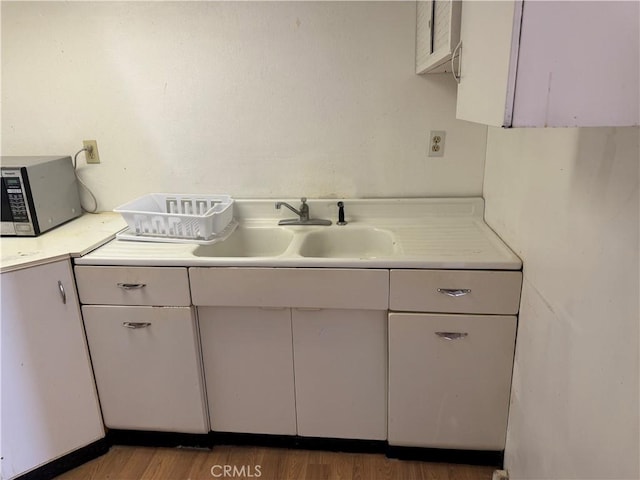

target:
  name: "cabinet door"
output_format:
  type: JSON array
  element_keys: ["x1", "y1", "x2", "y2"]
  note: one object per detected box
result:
[
  {"x1": 292, "y1": 309, "x2": 387, "y2": 440},
  {"x1": 82, "y1": 306, "x2": 208, "y2": 433},
  {"x1": 509, "y1": 1, "x2": 639, "y2": 127},
  {"x1": 456, "y1": 0, "x2": 520, "y2": 127},
  {"x1": 415, "y1": 0, "x2": 434, "y2": 72},
  {"x1": 198, "y1": 307, "x2": 296, "y2": 435},
  {"x1": 1, "y1": 260, "x2": 104, "y2": 480},
  {"x1": 416, "y1": 0, "x2": 462, "y2": 74},
  {"x1": 457, "y1": 1, "x2": 639, "y2": 127},
  {"x1": 388, "y1": 312, "x2": 516, "y2": 450}
]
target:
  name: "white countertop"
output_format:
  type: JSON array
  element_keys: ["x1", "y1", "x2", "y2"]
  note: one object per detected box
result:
[
  {"x1": 75, "y1": 198, "x2": 522, "y2": 270},
  {"x1": 0, "y1": 213, "x2": 127, "y2": 273}
]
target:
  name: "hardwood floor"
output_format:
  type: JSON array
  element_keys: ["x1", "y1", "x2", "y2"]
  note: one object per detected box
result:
[{"x1": 54, "y1": 445, "x2": 495, "y2": 480}]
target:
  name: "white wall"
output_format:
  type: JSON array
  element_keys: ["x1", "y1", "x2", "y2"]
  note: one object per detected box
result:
[
  {"x1": 1, "y1": 1, "x2": 487, "y2": 210},
  {"x1": 483, "y1": 126, "x2": 640, "y2": 479}
]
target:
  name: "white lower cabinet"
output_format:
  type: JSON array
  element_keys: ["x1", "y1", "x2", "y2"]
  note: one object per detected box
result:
[
  {"x1": 292, "y1": 308, "x2": 387, "y2": 440},
  {"x1": 198, "y1": 306, "x2": 388, "y2": 440},
  {"x1": 190, "y1": 267, "x2": 390, "y2": 440},
  {"x1": 198, "y1": 306, "x2": 297, "y2": 435},
  {"x1": 1, "y1": 260, "x2": 104, "y2": 480},
  {"x1": 82, "y1": 305, "x2": 209, "y2": 433},
  {"x1": 69, "y1": 263, "x2": 522, "y2": 450},
  {"x1": 388, "y1": 313, "x2": 517, "y2": 450}
]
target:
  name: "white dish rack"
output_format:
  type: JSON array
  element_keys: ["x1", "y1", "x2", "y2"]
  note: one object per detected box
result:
[{"x1": 114, "y1": 193, "x2": 235, "y2": 243}]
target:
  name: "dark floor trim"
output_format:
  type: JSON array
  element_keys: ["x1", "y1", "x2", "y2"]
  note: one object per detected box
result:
[
  {"x1": 106, "y1": 429, "x2": 211, "y2": 449},
  {"x1": 14, "y1": 438, "x2": 110, "y2": 480},
  {"x1": 106, "y1": 430, "x2": 501, "y2": 466},
  {"x1": 386, "y1": 445, "x2": 504, "y2": 467},
  {"x1": 211, "y1": 431, "x2": 387, "y2": 454},
  {"x1": 15, "y1": 431, "x2": 503, "y2": 479}
]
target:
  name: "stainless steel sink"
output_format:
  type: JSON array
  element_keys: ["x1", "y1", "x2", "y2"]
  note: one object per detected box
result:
[
  {"x1": 193, "y1": 227, "x2": 294, "y2": 257},
  {"x1": 298, "y1": 227, "x2": 397, "y2": 258}
]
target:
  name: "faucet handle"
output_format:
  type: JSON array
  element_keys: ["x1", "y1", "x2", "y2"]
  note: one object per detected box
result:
[{"x1": 337, "y1": 201, "x2": 347, "y2": 225}]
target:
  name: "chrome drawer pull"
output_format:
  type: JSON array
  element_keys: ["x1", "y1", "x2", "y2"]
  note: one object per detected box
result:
[
  {"x1": 123, "y1": 322, "x2": 152, "y2": 329},
  {"x1": 435, "y1": 332, "x2": 468, "y2": 341},
  {"x1": 117, "y1": 283, "x2": 147, "y2": 290},
  {"x1": 437, "y1": 288, "x2": 471, "y2": 297},
  {"x1": 57, "y1": 281, "x2": 66, "y2": 304}
]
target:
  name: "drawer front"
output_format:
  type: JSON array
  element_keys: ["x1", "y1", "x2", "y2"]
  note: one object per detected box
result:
[
  {"x1": 189, "y1": 268, "x2": 389, "y2": 310},
  {"x1": 390, "y1": 269, "x2": 522, "y2": 314},
  {"x1": 75, "y1": 266, "x2": 191, "y2": 306}
]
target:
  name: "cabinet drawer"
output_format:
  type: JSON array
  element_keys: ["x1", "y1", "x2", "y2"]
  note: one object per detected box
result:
[
  {"x1": 390, "y1": 269, "x2": 521, "y2": 314},
  {"x1": 190, "y1": 268, "x2": 389, "y2": 310},
  {"x1": 75, "y1": 266, "x2": 190, "y2": 306}
]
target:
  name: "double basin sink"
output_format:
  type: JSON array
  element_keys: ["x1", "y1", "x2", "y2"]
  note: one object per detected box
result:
[{"x1": 193, "y1": 226, "x2": 400, "y2": 259}]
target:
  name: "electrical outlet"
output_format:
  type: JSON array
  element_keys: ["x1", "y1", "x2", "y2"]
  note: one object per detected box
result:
[
  {"x1": 82, "y1": 140, "x2": 100, "y2": 164},
  {"x1": 428, "y1": 130, "x2": 446, "y2": 158}
]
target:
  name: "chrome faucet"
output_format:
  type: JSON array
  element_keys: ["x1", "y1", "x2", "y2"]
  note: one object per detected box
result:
[
  {"x1": 276, "y1": 198, "x2": 309, "y2": 221},
  {"x1": 275, "y1": 197, "x2": 331, "y2": 226}
]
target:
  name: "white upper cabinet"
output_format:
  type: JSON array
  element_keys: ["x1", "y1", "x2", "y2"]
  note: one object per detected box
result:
[
  {"x1": 416, "y1": 0, "x2": 462, "y2": 73},
  {"x1": 456, "y1": 0, "x2": 640, "y2": 127}
]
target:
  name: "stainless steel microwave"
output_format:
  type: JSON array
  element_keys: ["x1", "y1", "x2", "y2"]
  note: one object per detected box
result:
[{"x1": 1, "y1": 156, "x2": 82, "y2": 236}]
